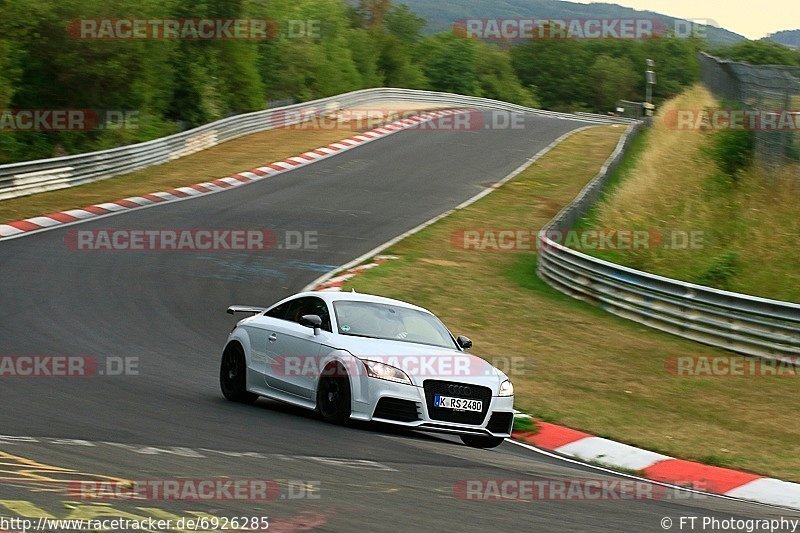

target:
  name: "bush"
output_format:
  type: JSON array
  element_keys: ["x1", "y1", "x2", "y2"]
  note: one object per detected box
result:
[{"x1": 710, "y1": 128, "x2": 754, "y2": 178}]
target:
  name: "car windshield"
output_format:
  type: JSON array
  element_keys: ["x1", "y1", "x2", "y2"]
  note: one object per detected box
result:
[{"x1": 332, "y1": 301, "x2": 457, "y2": 349}]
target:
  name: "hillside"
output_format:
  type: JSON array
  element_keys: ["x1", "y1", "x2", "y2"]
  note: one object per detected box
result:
[
  {"x1": 386, "y1": 0, "x2": 746, "y2": 45},
  {"x1": 765, "y1": 29, "x2": 800, "y2": 47}
]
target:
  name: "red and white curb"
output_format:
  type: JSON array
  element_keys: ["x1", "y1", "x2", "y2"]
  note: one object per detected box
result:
[
  {"x1": 312, "y1": 255, "x2": 398, "y2": 291},
  {"x1": 293, "y1": 118, "x2": 800, "y2": 512},
  {"x1": 512, "y1": 414, "x2": 800, "y2": 510},
  {"x1": 0, "y1": 109, "x2": 468, "y2": 241},
  {"x1": 313, "y1": 256, "x2": 800, "y2": 511}
]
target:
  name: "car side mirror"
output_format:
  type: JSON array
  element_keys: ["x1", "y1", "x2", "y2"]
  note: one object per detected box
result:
[
  {"x1": 299, "y1": 314, "x2": 323, "y2": 334},
  {"x1": 456, "y1": 335, "x2": 472, "y2": 350}
]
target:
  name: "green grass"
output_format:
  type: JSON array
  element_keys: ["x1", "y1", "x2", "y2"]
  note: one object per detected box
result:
[
  {"x1": 576, "y1": 127, "x2": 651, "y2": 221},
  {"x1": 341, "y1": 125, "x2": 800, "y2": 482},
  {"x1": 512, "y1": 416, "x2": 538, "y2": 432}
]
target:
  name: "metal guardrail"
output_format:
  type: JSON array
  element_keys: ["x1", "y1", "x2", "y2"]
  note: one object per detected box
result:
[
  {"x1": 537, "y1": 123, "x2": 800, "y2": 361},
  {"x1": 3, "y1": 84, "x2": 795, "y2": 359},
  {"x1": 0, "y1": 89, "x2": 628, "y2": 201}
]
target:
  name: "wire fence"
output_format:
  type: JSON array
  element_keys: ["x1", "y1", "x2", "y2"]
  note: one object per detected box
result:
[{"x1": 698, "y1": 51, "x2": 800, "y2": 171}]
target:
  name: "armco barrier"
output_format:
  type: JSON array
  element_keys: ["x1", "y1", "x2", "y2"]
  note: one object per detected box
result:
[
  {"x1": 0, "y1": 89, "x2": 629, "y2": 201},
  {"x1": 536, "y1": 124, "x2": 800, "y2": 360},
  {"x1": 14, "y1": 88, "x2": 790, "y2": 359}
]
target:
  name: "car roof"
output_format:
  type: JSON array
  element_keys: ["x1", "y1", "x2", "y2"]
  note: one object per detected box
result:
[{"x1": 291, "y1": 290, "x2": 433, "y2": 315}]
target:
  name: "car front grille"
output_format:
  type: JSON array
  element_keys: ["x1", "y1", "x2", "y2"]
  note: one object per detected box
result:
[
  {"x1": 423, "y1": 380, "x2": 491, "y2": 425},
  {"x1": 486, "y1": 412, "x2": 514, "y2": 434},
  {"x1": 373, "y1": 397, "x2": 421, "y2": 422}
]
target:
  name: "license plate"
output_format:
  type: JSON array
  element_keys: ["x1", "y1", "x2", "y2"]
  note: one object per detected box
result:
[{"x1": 434, "y1": 395, "x2": 482, "y2": 412}]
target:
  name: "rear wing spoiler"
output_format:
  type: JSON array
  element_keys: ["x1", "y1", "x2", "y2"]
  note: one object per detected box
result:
[{"x1": 227, "y1": 305, "x2": 267, "y2": 316}]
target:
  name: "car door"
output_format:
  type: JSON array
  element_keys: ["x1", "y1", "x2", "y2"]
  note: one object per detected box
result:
[{"x1": 263, "y1": 296, "x2": 333, "y2": 400}]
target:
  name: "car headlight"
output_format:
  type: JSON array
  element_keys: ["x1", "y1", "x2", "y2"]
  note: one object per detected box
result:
[
  {"x1": 361, "y1": 359, "x2": 412, "y2": 385},
  {"x1": 499, "y1": 379, "x2": 514, "y2": 397}
]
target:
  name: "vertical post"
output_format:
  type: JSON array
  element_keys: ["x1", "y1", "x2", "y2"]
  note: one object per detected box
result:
[{"x1": 645, "y1": 59, "x2": 656, "y2": 117}]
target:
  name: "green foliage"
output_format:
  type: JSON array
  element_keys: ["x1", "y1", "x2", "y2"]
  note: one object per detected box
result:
[
  {"x1": 709, "y1": 128, "x2": 754, "y2": 178},
  {"x1": 421, "y1": 34, "x2": 479, "y2": 95},
  {"x1": 0, "y1": 39, "x2": 21, "y2": 110},
  {"x1": 589, "y1": 55, "x2": 638, "y2": 110},
  {"x1": 511, "y1": 35, "x2": 701, "y2": 112},
  {"x1": 713, "y1": 40, "x2": 800, "y2": 66},
  {"x1": 512, "y1": 416, "x2": 538, "y2": 432},
  {"x1": 0, "y1": 0, "x2": 705, "y2": 163},
  {"x1": 696, "y1": 251, "x2": 739, "y2": 289},
  {"x1": 378, "y1": 34, "x2": 427, "y2": 87},
  {"x1": 511, "y1": 39, "x2": 593, "y2": 111},
  {"x1": 474, "y1": 43, "x2": 539, "y2": 107},
  {"x1": 385, "y1": 3, "x2": 426, "y2": 43},
  {"x1": 347, "y1": 29, "x2": 384, "y2": 87}
]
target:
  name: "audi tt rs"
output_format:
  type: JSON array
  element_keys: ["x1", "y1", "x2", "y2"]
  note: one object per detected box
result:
[{"x1": 220, "y1": 291, "x2": 515, "y2": 448}]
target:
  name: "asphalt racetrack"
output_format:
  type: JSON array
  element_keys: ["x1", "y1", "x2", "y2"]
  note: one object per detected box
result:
[{"x1": 1, "y1": 111, "x2": 797, "y2": 531}]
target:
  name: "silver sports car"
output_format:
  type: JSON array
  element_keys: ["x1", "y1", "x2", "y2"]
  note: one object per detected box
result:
[{"x1": 220, "y1": 291, "x2": 515, "y2": 448}]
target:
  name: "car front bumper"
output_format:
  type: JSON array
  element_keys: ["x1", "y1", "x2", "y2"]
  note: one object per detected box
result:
[{"x1": 350, "y1": 375, "x2": 515, "y2": 437}]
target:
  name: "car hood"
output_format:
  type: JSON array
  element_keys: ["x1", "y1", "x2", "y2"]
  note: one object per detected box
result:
[{"x1": 333, "y1": 336, "x2": 504, "y2": 388}]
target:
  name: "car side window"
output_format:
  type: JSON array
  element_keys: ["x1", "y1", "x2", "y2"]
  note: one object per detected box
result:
[
  {"x1": 265, "y1": 301, "x2": 291, "y2": 320},
  {"x1": 285, "y1": 297, "x2": 332, "y2": 332}
]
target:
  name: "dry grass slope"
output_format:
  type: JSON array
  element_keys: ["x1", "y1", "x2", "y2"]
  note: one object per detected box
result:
[{"x1": 587, "y1": 85, "x2": 800, "y2": 302}]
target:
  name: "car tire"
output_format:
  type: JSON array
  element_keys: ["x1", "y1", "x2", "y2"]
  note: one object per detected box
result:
[
  {"x1": 460, "y1": 434, "x2": 506, "y2": 449},
  {"x1": 316, "y1": 362, "x2": 351, "y2": 424},
  {"x1": 220, "y1": 343, "x2": 258, "y2": 404}
]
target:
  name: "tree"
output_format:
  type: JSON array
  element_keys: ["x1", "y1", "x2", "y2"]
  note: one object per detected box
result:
[
  {"x1": 385, "y1": 4, "x2": 426, "y2": 44},
  {"x1": 511, "y1": 39, "x2": 593, "y2": 111},
  {"x1": 714, "y1": 40, "x2": 800, "y2": 66},
  {"x1": 588, "y1": 55, "x2": 638, "y2": 111},
  {"x1": 421, "y1": 35, "x2": 479, "y2": 95},
  {"x1": 475, "y1": 43, "x2": 538, "y2": 107},
  {"x1": 379, "y1": 34, "x2": 427, "y2": 87},
  {"x1": 347, "y1": 29, "x2": 384, "y2": 87},
  {"x1": 4, "y1": 0, "x2": 694, "y2": 163}
]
